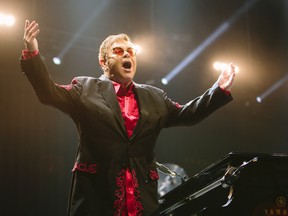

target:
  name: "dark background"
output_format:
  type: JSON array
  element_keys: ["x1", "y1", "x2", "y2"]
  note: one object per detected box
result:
[{"x1": 1, "y1": 0, "x2": 288, "y2": 215}]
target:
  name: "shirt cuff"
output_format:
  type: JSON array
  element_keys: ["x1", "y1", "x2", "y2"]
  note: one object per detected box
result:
[
  {"x1": 22, "y1": 49, "x2": 39, "y2": 60},
  {"x1": 220, "y1": 88, "x2": 231, "y2": 95}
]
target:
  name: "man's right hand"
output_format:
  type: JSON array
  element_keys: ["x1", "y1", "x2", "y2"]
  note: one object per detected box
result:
[{"x1": 23, "y1": 20, "x2": 40, "y2": 52}]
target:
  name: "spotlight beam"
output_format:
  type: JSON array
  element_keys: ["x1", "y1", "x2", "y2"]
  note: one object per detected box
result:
[
  {"x1": 163, "y1": 23, "x2": 229, "y2": 84},
  {"x1": 56, "y1": 0, "x2": 110, "y2": 61},
  {"x1": 256, "y1": 74, "x2": 288, "y2": 103},
  {"x1": 161, "y1": 0, "x2": 259, "y2": 85}
]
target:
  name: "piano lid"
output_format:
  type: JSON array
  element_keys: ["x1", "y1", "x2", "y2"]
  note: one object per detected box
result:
[{"x1": 157, "y1": 152, "x2": 288, "y2": 215}]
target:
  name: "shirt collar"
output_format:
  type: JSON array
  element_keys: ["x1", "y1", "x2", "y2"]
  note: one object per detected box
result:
[{"x1": 112, "y1": 81, "x2": 135, "y2": 96}]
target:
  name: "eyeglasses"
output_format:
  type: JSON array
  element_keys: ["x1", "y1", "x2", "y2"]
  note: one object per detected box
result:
[{"x1": 112, "y1": 47, "x2": 137, "y2": 57}]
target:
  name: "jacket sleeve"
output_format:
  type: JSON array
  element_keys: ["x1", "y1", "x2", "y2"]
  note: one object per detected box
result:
[
  {"x1": 164, "y1": 82, "x2": 233, "y2": 127},
  {"x1": 19, "y1": 53, "x2": 82, "y2": 115}
]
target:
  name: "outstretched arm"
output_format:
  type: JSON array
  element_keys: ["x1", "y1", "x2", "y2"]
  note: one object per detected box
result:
[
  {"x1": 21, "y1": 20, "x2": 81, "y2": 115},
  {"x1": 163, "y1": 63, "x2": 237, "y2": 127}
]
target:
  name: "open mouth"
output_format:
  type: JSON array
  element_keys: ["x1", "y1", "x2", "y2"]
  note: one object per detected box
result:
[{"x1": 122, "y1": 61, "x2": 132, "y2": 70}]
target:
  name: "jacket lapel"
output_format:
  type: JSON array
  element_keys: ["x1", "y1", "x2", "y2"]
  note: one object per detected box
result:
[
  {"x1": 130, "y1": 83, "x2": 149, "y2": 140},
  {"x1": 98, "y1": 75, "x2": 127, "y2": 137},
  {"x1": 98, "y1": 76, "x2": 150, "y2": 140}
]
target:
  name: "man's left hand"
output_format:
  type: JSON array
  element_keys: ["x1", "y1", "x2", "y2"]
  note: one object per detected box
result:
[{"x1": 217, "y1": 63, "x2": 237, "y2": 92}]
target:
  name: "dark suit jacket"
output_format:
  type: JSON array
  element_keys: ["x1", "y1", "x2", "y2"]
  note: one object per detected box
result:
[{"x1": 20, "y1": 54, "x2": 233, "y2": 216}]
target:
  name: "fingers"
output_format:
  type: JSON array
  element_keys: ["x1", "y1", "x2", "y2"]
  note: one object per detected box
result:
[
  {"x1": 224, "y1": 63, "x2": 236, "y2": 77},
  {"x1": 228, "y1": 66, "x2": 236, "y2": 83},
  {"x1": 24, "y1": 20, "x2": 30, "y2": 30},
  {"x1": 227, "y1": 63, "x2": 236, "y2": 84},
  {"x1": 24, "y1": 20, "x2": 40, "y2": 42},
  {"x1": 25, "y1": 21, "x2": 39, "y2": 37},
  {"x1": 230, "y1": 63, "x2": 237, "y2": 74},
  {"x1": 225, "y1": 63, "x2": 236, "y2": 90},
  {"x1": 217, "y1": 62, "x2": 237, "y2": 91},
  {"x1": 28, "y1": 27, "x2": 40, "y2": 41},
  {"x1": 23, "y1": 20, "x2": 40, "y2": 51}
]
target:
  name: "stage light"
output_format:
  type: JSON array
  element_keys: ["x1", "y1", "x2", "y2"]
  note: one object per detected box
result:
[
  {"x1": 213, "y1": 62, "x2": 228, "y2": 71},
  {"x1": 256, "y1": 97, "x2": 262, "y2": 103},
  {"x1": 134, "y1": 45, "x2": 142, "y2": 54},
  {"x1": 161, "y1": 78, "x2": 168, "y2": 85},
  {"x1": 256, "y1": 74, "x2": 288, "y2": 103},
  {"x1": 213, "y1": 62, "x2": 239, "y2": 73},
  {"x1": 54, "y1": 0, "x2": 110, "y2": 65},
  {"x1": 161, "y1": 0, "x2": 258, "y2": 84},
  {"x1": 235, "y1": 66, "x2": 239, "y2": 73},
  {"x1": 0, "y1": 13, "x2": 15, "y2": 26},
  {"x1": 53, "y1": 57, "x2": 61, "y2": 65}
]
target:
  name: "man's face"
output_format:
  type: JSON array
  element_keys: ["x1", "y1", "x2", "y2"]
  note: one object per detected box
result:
[{"x1": 104, "y1": 39, "x2": 137, "y2": 86}]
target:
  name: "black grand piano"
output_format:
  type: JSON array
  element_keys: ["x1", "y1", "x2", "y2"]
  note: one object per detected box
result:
[{"x1": 156, "y1": 152, "x2": 288, "y2": 216}]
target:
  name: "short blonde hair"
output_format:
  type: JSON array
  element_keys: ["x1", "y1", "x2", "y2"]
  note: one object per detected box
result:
[{"x1": 98, "y1": 33, "x2": 131, "y2": 62}]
